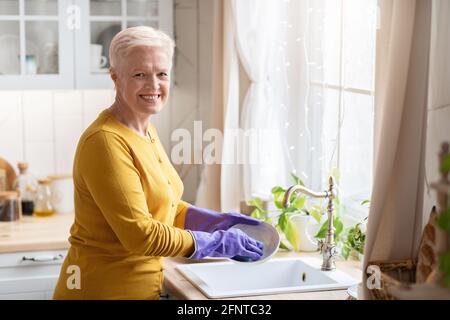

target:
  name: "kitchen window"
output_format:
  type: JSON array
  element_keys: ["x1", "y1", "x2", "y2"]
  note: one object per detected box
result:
[{"x1": 279, "y1": 0, "x2": 377, "y2": 222}]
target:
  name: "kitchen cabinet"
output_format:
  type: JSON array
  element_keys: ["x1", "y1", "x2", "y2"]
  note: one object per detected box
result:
[
  {"x1": 0, "y1": 0, "x2": 173, "y2": 89},
  {"x1": 0, "y1": 249, "x2": 67, "y2": 299}
]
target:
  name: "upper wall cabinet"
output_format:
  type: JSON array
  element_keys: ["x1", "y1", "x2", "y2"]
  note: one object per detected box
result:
[{"x1": 0, "y1": 0, "x2": 173, "y2": 90}]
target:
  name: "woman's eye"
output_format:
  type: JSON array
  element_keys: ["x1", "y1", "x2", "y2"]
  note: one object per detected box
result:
[
  {"x1": 134, "y1": 73, "x2": 145, "y2": 78},
  {"x1": 159, "y1": 72, "x2": 168, "y2": 77}
]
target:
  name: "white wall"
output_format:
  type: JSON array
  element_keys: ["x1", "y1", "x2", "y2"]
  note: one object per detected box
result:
[
  {"x1": 170, "y1": 0, "x2": 213, "y2": 203},
  {"x1": 0, "y1": 0, "x2": 214, "y2": 203},
  {"x1": 0, "y1": 90, "x2": 114, "y2": 178}
]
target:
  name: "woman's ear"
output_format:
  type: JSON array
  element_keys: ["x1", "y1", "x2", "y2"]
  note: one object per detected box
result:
[
  {"x1": 109, "y1": 67, "x2": 119, "y2": 90},
  {"x1": 110, "y1": 67, "x2": 117, "y2": 82}
]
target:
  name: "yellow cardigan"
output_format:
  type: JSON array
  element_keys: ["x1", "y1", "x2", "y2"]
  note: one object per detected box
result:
[{"x1": 53, "y1": 109, "x2": 194, "y2": 300}]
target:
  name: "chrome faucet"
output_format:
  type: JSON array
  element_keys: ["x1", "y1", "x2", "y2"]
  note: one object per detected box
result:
[{"x1": 282, "y1": 176, "x2": 337, "y2": 271}]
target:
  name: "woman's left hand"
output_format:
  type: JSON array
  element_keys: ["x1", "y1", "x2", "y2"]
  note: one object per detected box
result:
[{"x1": 184, "y1": 206, "x2": 261, "y2": 233}]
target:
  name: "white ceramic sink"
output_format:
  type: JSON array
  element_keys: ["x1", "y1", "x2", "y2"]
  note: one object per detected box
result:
[{"x1": 176, "y1": 257, "x2": 359, "y2": 298}]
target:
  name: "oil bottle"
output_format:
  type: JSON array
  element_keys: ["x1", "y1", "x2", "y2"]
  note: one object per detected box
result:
[{"x1": 33, "y1": 178, "x2": 54, "y2": 217}]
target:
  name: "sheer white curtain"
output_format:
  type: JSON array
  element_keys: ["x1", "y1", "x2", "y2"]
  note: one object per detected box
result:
[
  {"x1": 279, "y1": 0, "x2": 377, "y2": 221},
  {"x1": 197, "y1": 0, "x2": 377, "y2": 214},
  {"x1": 231, "y1": 0, "x2": 287, "y2": 204},
  {"x1": 196, "y1": 0, "x2": 286, "y2": 211}
]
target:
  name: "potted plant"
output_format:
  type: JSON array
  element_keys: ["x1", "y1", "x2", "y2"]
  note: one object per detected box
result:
[{"x1": 248, "y1": 171, "x2": 368, "y2": 261}]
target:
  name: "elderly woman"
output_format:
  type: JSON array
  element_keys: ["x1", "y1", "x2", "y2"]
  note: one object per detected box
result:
[{"x1": 53, "y1": 26, "x2": 264, "y2": 300}]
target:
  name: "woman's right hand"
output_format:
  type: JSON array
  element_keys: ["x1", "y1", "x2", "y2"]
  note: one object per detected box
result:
[{"x1": 189, "y1": 229, "x2": 264, "y2": 261}]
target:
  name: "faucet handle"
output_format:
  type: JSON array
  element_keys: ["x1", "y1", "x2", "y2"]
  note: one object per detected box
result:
[
  {"x1": 318, "y1": 239, "x2": 325, "y2": 252},
  {"x1": 329, "y1": 244, "x2": 339, "y2": 258}
]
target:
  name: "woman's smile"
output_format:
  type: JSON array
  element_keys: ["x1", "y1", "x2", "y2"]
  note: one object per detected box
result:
[{"x1": 139, "y1": 94, "x2": 161, "y2": 104}]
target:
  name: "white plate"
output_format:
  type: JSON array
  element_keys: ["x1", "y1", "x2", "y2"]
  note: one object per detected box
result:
[{"x1": 229, "y1": 221, "x2": 280, "y2": 264}]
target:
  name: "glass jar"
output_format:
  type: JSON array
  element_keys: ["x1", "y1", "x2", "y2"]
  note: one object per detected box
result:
[
  {"x1": 13, "y1": 162, "x2": 37, "y2": 215},
  {"x1": 0, "y1": 191, "x2": 22, "y2": 222},
  {"x1": 33, "y1": 178, "x2": 54, "y2": 217}
]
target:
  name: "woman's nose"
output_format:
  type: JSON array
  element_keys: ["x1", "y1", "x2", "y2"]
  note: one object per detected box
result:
[{"x1": 144, "y1": 76, "x2": 160, "y2": 90}]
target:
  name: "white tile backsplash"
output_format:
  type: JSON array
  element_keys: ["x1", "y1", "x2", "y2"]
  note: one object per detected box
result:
[
  {"x1": 0, "y1": 89, "x2": 114, "y2": 180},
  {"x1": 23, "y1": 91, "x2": 54, "y2": 141},
  {"x1": 54, "y1": 115, "x2": 83, "y2": 174},
  {"x1": 0, "y1": 91, "x2": 24, "y2": 169},
  {"x1": 25, "y1": 141, "x2": 55, "y2": 178},
  {"x1": 82, "y1": 90, "x2": 114, "y2": 128},
  {"x1": 53, "y1": 91, "x2": 83, "y2": 117}
]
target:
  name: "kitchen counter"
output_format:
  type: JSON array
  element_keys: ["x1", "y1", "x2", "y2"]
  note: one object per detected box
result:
[
  {"x1": 0, "y1": 214, "x2": 362, "y2": 300},
  {"x1": 163, "y1": 252, "x2": 362, "y2": 300},
  {"x1": 0, "y1": 213, "x2": 73, "y2": 253}
]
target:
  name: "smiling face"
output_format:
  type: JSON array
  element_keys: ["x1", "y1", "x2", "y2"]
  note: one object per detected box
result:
[{"x1": 111, "y1": 46, "x2": 171, "y2": 117}]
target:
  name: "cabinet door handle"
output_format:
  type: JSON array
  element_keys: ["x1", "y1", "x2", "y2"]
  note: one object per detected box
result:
[{"x1": 22, "y1": 254, "x2": 64, "y2": 262}]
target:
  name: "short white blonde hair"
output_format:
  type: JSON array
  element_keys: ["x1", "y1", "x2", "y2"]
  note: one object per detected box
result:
[{"x1": 109, "y1": 26, "x2": 175, "y2": 69}]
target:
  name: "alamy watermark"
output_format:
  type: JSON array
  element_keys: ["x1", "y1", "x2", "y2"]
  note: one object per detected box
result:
[
  {"x1": 366, "y1": 265, "x2": 382, "y2": 290},
  {"x1": 170, "y1": 121, "x2": 281, "y2": 166},
  {"x1": 66, "y1": 5, "x2": 81, "y2": 30},
  {"x1": 66, "y1": 265, "x2": 81, "y2": 290}
]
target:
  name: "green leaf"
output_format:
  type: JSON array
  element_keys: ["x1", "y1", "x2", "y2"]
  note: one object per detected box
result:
[
  {"x1": 279, "y1": 240, "x2": 290, "y2": 251},
  {"x1": 360, "y1": 199, "x2": 371, "y2": 206},
  {"x1": 314, "y1": 216, "x2": 344, "y2": 243},
  {"x1": 271, "y1": 186, "x2": 285, "y2": 194},
  {"x1": 437, "y1": 208, "x2": 450, "y2": 232},
  {"x1": 293, "y1": 195, "x2": 306, "y2": 210},
  {"x1": 440, "y1": 154, "x2": 450, "y2": 175},
  {"x1": 341, "y1": 243, "x2": 351, "y2": 260},
  {"x1": 284, "y1": 206, "x2": 298, "y2": 213},
  {"x1": 309, "y1": 205, "x2": 323, "y2": 223},
  {"x1": 273, "y1": 190, "x2": 287, "y2": 209},
  {"x1": 315, "y1": 220, "x2": 328, "y2": 239},
  {"x1": 277, "y1": 212, "x2": 289, "y2": 232},
  {"x1": 290, "y1": 172, "x2": 305, "y2": 186},
  {"x1": 439, "y1": 251, "x2": 450, "y2": 287},
  {"x1": 285, "y1": 219, "x2": 300, "y2": 251},
  {"x1": 248, "y1": 197, "x2": 265, "y2": 212},
  {"x1": 342, "y1": 223, "x2": 366, "y2": 260},
  {"x1": 250, "y1": 209, "x2": 261, "y2": 219},
  {"x1": 333, "y1": 216, "x2": 344, "y2": 240}
]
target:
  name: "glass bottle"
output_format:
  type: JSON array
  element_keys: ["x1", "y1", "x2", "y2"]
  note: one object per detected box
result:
[
  {"x1": 0, "y1": 191, "x2": 22, "y2": 222},
  {"x1": 13, "y1": 162, "x2": 37, "y2": 215},
  {"x1": 33, "y1": 178, "x2": 54, "y2": 217}
]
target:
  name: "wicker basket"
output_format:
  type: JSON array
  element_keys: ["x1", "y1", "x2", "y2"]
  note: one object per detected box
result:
[{"x1": 366, "y1": 259, "x2": 417, "y2": 300}]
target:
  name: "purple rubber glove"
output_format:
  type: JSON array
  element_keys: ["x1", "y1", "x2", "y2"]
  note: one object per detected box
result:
[
  {"x1": 189, "y1": 229, "x2": 264, "y2": 261},
  {"x1": 185, "y1": 206, "x2": 261, "y2": 233}
]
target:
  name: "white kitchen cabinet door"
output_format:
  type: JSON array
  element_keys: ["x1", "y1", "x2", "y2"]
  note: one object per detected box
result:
[
  {"x1": 74, "y1": 0, "x2": 173, "y2": 89},
  {"x1": 0, "y1": 0, "x2": 173, "y2": 90},
  {"x1": 0, "y1": 249, "x2": 67, "y2": 300},
  {"x1": 0, "y1": 0, "x2": 74, "y2": 89}
]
